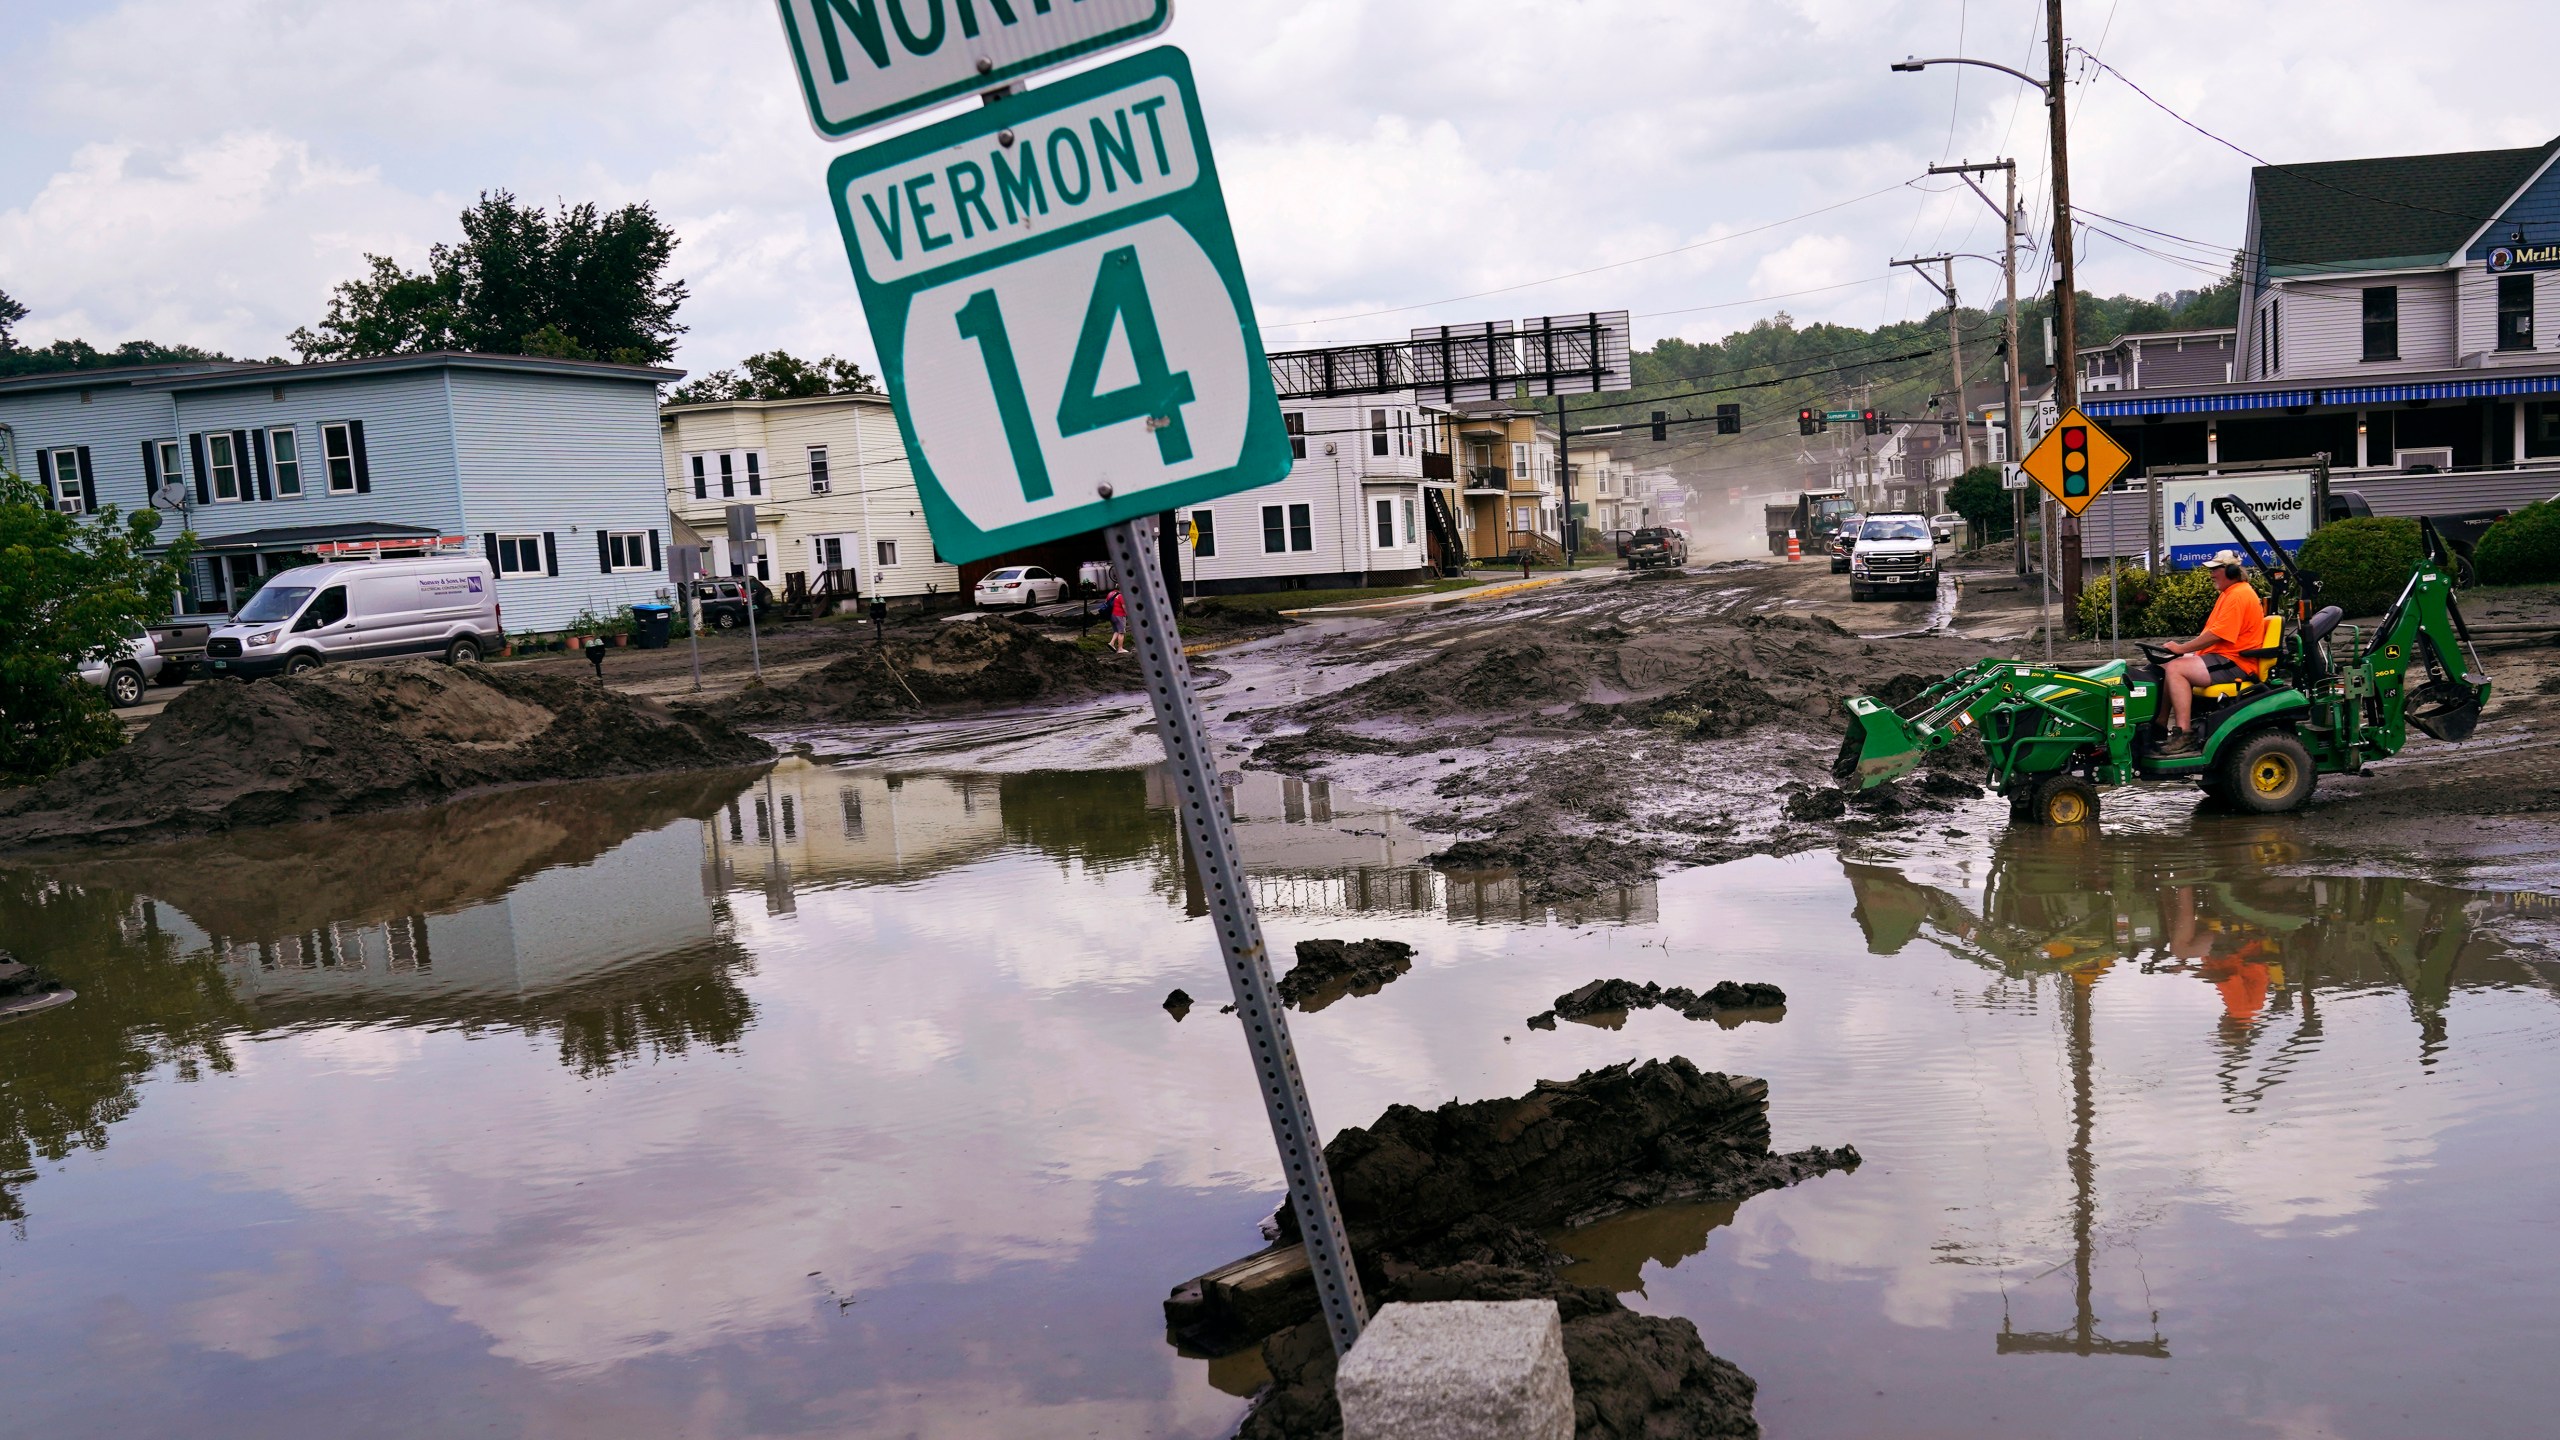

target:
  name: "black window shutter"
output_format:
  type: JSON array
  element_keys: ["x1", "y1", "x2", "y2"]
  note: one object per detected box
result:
[
  {"x1": 484, "y1": 532, "x2": 500, "y2": 568},
  {"x1": 189, "y1": 433, "x2": 211, "y2": 505},
  {"x1": 648, "y1": 529, "x2": 661, "y2": 570},
  {"x1": 246, "y1": 429, "x2": 271, "y2": 501},
  {"x1": 141, "y1": 439, "x2": 161, "y2": 503},
  {"x1": 542, "y1": 531, "x2": 558, "y2": 577},
  {"x1": 597, "y1": 529, "x2": 611, "y2": 572},
  {"x1": 75, "y1": 446, "x2": 96, "y2": 514},
  {"x1": 349, "y1": 420, "x2": 372, "y2": 493}
]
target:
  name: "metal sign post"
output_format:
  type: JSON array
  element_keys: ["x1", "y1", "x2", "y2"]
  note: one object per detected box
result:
[{"x1": 1105, "y1": 515, "x2": 1368, "y2": 1355}]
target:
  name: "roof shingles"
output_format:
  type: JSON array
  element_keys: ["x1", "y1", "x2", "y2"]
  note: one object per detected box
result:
[{"x1": 2254, "y1": 140, "x2": 2558, "y2": 275}]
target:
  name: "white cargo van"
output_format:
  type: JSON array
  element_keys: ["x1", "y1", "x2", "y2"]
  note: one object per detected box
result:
[{"x1": 203, "y1": 556, "x2": 502, "y2": 678}]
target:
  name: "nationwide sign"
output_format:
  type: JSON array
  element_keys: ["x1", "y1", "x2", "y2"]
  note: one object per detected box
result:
[
  {"x1": 2485, "y1": 242, "x2": 2560, "y2": 273},
  {"x1": 826, "y1": 46, "x2": 1291, "y2": 563},
  {"x1": 2164, "y1": 473, "x2": 2314, "y2": 568},
  {"x1": 776, "y1": 0, "x2": 1175, "y2": 140}
]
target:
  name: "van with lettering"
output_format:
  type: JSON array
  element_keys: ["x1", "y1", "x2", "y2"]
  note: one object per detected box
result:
[{"x1": 203, "y1": 556, "x2": 502, "y2": 678}]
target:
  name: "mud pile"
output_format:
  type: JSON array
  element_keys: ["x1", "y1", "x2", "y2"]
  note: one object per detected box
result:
[
  {"x1": 1529, "y1": 978, "x2": 1786, "y2": 1028},
  {"x1": 0, "y1": 660, "x2": 772, "y2": 850},
  {"x1": 1166, "y1": 1058, "x2": 1855, "y2": 1352},
  {"x1": 1275, "y1": 938, "x2": 1415, "y2": 1010},
  {"x1": 714, "y1": 617, "x2": 1139, "y2": 724},
  {"x1": 1289, "y1": 612, "x2": 1981, "y2": 741},
  {"x1": 1239, "y1": 1263, "x2": 1759, "y2": 1440}
]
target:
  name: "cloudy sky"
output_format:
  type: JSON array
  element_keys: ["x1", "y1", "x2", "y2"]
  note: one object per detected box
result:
[{"x1": 3, "y1": 0, "x2": 2554, "y2": 380}]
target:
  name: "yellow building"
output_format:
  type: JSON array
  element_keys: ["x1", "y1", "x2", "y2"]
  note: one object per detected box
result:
[{"x1": 1441, "y1": 406, "x2": 1563, "y2": 561}]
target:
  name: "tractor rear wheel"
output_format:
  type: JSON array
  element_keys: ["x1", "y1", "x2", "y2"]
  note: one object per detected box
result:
[
  {"x1": 2220, "y1": 730, "x2": 2316, "y2": 814},
  {"x1": 2027, "y1": 775, "x2": 2101, "y2": 827}
]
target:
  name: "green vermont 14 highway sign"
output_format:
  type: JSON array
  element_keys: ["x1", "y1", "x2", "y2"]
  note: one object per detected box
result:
[
  {"x1": 827, "y1": 46, "x2": 1291, "y2": 564},
  {"x1": 775, "y1": 0, "x2": 1174, "y2": 141}
]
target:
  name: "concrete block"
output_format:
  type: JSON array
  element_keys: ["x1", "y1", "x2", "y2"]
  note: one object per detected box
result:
[{"x1": 1336, "y1": 1299, "x2": 1573, "y2": 1440}]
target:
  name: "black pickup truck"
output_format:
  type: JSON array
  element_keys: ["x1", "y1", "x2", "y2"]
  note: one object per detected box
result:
[{"x1": 1626, "y1": 527, "x2": 1689, "y2": 569}]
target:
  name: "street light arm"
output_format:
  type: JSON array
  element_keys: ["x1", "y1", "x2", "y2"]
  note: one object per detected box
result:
[{"x1": 1890, "y1": 56, "x2": 2052, "y2": 98}]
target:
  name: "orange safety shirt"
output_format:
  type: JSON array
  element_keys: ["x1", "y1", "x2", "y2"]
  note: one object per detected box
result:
[{"x1": 2200, "y1": 582, "x2": 2269, "y2": 677}]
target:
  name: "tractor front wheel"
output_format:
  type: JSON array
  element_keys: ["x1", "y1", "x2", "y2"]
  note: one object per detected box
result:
[
  {"x1": 2027, "y1": 774, "x2": 2101, "y2": 827},
  {"x1": 2220, "y1": 730, "x2": 2316, "y2": 814}
]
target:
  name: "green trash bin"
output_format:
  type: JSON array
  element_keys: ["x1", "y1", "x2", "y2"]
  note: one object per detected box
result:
[{"x1": 631, "y1": 603, "x2": 673, "y2": 650}]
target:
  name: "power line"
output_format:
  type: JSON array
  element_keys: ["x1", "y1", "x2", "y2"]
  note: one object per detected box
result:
[{"x1": 1256, "y1": 182, "x2": 1921, "y2": 333}]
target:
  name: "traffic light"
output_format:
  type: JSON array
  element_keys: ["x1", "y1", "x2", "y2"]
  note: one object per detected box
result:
[
  {"x1": 1798, "y1": 408, "x2": 1818, "y2": 436},
  {"x1": 1715, "y1": 403, "x2": 1741, "y2": 435},
  {"x1": 2060, "y1": 424, "x2": 2090, "y2": 497},
  {"x1": 1651, "y1": 410, "x2": 1667, "y2": 442},
  {"x1": 1862, "y1": 408, "x2": 1879, "y2": 436}
]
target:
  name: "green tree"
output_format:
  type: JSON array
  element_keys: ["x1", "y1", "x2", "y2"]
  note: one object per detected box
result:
[
  {"x1": 291, "y1": 190, "x2": 689, "y2": 365},
  {"x1": 0, "y1": 286, "x2": 25, "y2": 351},
  {"x1": 1946, "y1": 464, "x2": 2013, "y2": 542},
  {"x1": 0, "y1": 467, "x2": 193, "y2": 784},
  {"x1": 669, "y1": 349, "x2": 878, "y2": 405}
]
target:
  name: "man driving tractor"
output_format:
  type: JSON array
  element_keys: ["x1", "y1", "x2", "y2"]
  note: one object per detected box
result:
[{"x1": 2153, "y1": 549, "x2": 2267, "y2": 757}]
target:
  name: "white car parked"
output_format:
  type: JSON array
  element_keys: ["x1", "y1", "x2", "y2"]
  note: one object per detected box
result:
[
  {"x1": 974, "y1": 565, "x2": 1067, "y2": 608},
  {"x1": 78, "y1": 627, "x2": 163, "y2": 708}
]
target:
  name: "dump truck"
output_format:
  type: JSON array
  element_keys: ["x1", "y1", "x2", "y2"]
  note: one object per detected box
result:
[
  {"x1": 1764, "y1": 488, "x2": 1855, "y2": 555},
  {"x1": 1835, "y1": 496, "x2": 2493, "y2": 826}
]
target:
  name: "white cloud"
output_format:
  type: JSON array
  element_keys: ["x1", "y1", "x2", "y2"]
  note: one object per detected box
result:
[{"x1": 6, "y1": 0, "x2": 2559, "y2": 374}]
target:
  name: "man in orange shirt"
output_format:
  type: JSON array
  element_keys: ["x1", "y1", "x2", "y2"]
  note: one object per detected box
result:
[{"x1": 2155, "y1": 549, "x2": 2266, "y2": 757}]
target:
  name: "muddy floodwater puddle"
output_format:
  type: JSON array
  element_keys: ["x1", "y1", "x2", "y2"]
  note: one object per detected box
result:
[{"x1": 2, "y1": 759, "x2": 2555, "y2": 1437}]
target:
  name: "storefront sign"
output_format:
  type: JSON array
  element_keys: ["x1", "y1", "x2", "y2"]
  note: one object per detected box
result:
[
  {"x1": 2163, "y1": 472, "x2": 2314, "y2": 568},
  {"x1": 2485, "y1": 243, "x2": 2560, "y2": 273}
]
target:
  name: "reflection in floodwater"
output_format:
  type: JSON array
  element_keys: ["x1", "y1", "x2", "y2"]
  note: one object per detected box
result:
[
  {"x1": 1843, "y1": 824, "x2": 2556, "y2": 1364},
  {"x1": 701, "y1": 761, "x2": 1659, "y2": 928},
  {"x1": 1, "y1": 770, "x2": 766, "y2": 1224}
]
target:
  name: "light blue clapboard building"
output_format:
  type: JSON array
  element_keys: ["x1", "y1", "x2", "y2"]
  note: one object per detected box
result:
[{"x1": 0, "y1": 352, "x2": 681, "y2": 634}]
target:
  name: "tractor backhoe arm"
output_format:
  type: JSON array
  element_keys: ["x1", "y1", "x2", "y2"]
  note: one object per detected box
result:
[
  {"x1": 2368, "y1": 540, "x2": 2491, "y2": 745},
  {"x1": 1835, "y1": 659, "x2": 2114, "y2": 790}
]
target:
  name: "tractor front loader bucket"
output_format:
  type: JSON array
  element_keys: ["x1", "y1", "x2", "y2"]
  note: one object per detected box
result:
[{"x1": 1835, "y1": 695, "x2": 1928, "y2": 791}]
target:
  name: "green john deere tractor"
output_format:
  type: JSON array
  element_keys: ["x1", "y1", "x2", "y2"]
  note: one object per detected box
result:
[{"x1": 1836, "y1": 495, "x2": 2494, "y2": 826}]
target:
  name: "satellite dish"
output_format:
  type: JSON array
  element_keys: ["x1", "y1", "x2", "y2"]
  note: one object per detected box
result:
[{"x1": 154, "y1": 482, "x2": 188, "y2": 509}]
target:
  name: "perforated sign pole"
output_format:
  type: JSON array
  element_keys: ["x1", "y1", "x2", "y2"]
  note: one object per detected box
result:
[{"x1": 1104, "y1": 515, "x2": 1368, "y2": 1356}]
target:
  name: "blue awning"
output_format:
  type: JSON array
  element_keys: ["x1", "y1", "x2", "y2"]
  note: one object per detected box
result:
[{"x1": 2087, "y1": 370, "x2": 2560, "y2": 418}]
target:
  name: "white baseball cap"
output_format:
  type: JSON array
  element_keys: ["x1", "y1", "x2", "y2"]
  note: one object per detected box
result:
[{"x1": 2205, "y1": 549, "x2": 2246, "y2": 569}]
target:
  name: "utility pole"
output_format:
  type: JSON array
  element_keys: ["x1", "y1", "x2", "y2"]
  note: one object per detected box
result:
[
  {"x1": 2047, "y1": 0, "x2": 2082, "y2": 619},
  {"x1": 1892, "y1": 253, "x2": 1970, "y2": 511},
  {"x1": 1556, "y1": 395, "x2": 1573, "y2": 568},
  {"x1": 1930, "y1": 159, "x2": 2027, "y2": 573}
]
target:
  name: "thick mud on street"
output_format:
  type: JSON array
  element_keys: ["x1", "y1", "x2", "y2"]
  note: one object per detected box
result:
[{"x1": 4, "y1": 756, "x2": 2557, "y2": 1438}]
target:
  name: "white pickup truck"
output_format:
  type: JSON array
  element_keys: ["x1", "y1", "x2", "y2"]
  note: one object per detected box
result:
[{"x1": 1847, "y1": 512, "x2": 1940, "y2": 601}]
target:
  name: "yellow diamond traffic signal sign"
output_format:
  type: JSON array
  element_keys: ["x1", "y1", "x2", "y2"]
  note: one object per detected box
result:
[{"x1": 2019, "y1": 407, "x2": 2130, "y2": 515}]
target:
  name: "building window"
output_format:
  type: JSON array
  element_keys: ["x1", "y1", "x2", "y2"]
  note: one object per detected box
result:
[
  {"x1": 808, "y1": 445, "x2": 831, "y2": 495},
  {"x1": 1263, "y1": 503, "x2": 1287, "y2": 553},
  {"x1": 206, "y1": 431, "x2": 242, "y2": 501},
  {"x1": 691, "y1": 454, "x2": 708, "y2": 499},
  {"x1": 817, "y1": 536, "x2": 846, "y2": 572},
  {"x1": 1289, "y1": 502, "x2": 1314, "y2": 552},
  {"x1": 157, "y1": 439, "x2": 184, "y2": 494},
  {"x1": 1284, "y1": 412, "x2": 1306, "y2": 460},
  {"x1": 268, "y1": 427, "x2": 303, "y2": 497},
  {"x1": 2499, "y1": 275, "x2": 2534, "y2": 352},
  {"x1": 493, "y1": 534, "x2": 544, "y2": 577},
  {"x1": 1399, "y1": 409, "x2": 1414, "y2": 457},
  {"x1": 718, "y1": 453, "x2": 736, "y2": 497},
  {"x1": 1371, "y1": 408, "x2": 1389, "y2": 457},
  {"x1": 1375, "y1": 496, "x2": 1396, "y2": 548},
  {"x1": 875, "y1": 538, "x2": 898, "y2": 567},
  {"x1": 1191, "y1": 508, "x2": 1216, "y2": 557},
  {"x1": 745, "y1": 451, "x2": 763, "y2": 496},
  {"x1": 45, "y1": 449, "x2": 85, "y2": 513},
  {"x1": 2362, "y1": 286, "x2": 2398, "y2": 361},
  {"x1": 603, "y1": 531, "x2": 650, "y2": 572},
  {"x1": 318, "y1": 422, "x2": 355, "y2": 492},
  {"x1": 1402, "y1": 495, "x2": 1417, "y2": 545}
]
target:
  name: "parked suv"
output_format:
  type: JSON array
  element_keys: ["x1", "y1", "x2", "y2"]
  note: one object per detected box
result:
[
  {"x1": 1626, "y1": 527, "x2": 1688, "y2": 569},
  {"x1": 1848, "y1": 512, "x2": 1939, "y2": 601},
  {"x1": 78, "y1": 626, "x2": 162, "y2": 708},
  {"x1": 688, "y1": 576, "x2": 775, "y2": 631},
  {"x1": 1829, "y1": 514, "x2": 1867, "y2": 573}
]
